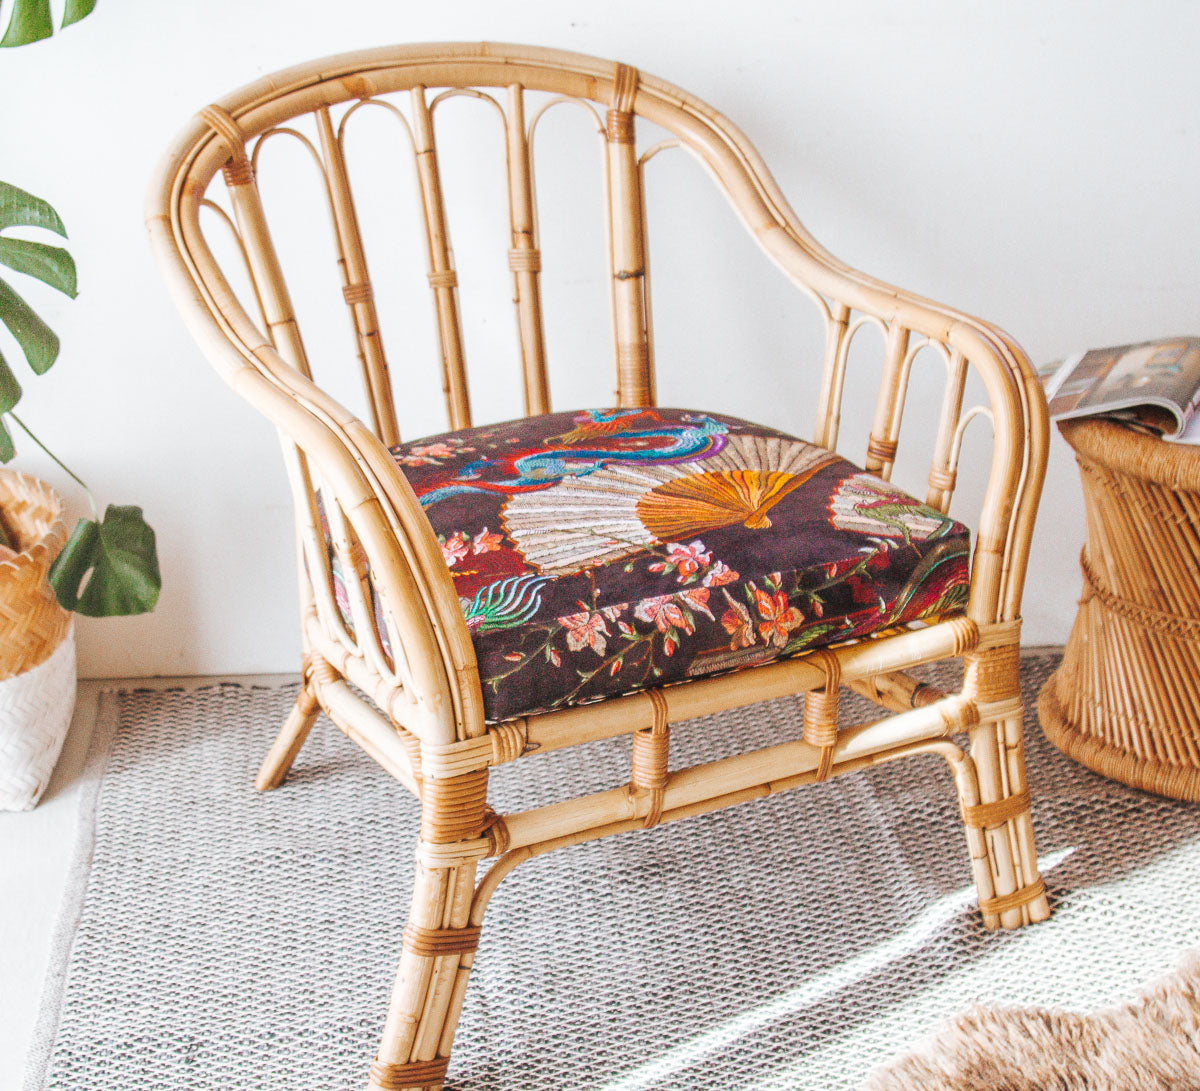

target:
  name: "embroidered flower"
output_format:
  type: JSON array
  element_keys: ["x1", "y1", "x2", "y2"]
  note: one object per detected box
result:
[
  {"x1": 416, "y1": 441, "x2": 458, "y2": 458},
  {"x1": 679, "y1": 586, "x2": 714, "y2": 620},
  {"x1": 634, "y1": 594, "x2": 694, "y2": 636},
  {"x1": 666, "y1": 540, "x2": 711, "y2": 579},
  {"x1": 472, "y1": 527, "x2": 504, "y2": 555},
  {"x1": 649, "y1": 540, "x2": 712, "y2": 581},
  {"x1": 703, "y1": 560, "x2": 739, "y2": 587},
  {"x1": 440, "y1": 532, "x2": 470, "y2": 567},
  {"x1": 559, "y1": 609, "x2": 610, "y2": 656},
  {"x1": 720, "y1": 594, "x2": 755, "y2": 649},
  {"x1": 396, "y1": 440, "x2": 473, "y2": 466},
  {"x1": 751, "y1": 584, "x2": 803, "y2": 647}
]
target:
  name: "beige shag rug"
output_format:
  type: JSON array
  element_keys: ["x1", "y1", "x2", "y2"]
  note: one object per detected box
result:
[{"x1": 866, "y1": 952, "x2": 1200, "y2": 1091}]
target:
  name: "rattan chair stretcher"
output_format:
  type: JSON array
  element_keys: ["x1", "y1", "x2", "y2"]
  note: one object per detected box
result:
[{"x1": 147, "y1": 43, "x2": 1050, "y2": 1090}]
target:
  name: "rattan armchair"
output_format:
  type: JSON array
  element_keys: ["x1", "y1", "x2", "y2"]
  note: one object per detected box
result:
[{"x1": 147, "y1": 43, "x2": 1050, "y2": 1090}]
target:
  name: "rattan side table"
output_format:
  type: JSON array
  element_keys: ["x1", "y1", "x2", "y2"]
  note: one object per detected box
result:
[{"x1": 1039, "y1": 416, "x2": 1200, "y2": 801}]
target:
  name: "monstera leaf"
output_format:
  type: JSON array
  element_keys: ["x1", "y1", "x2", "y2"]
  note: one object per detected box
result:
[
  {"x1": 0, "y1": 181, "x2": 77, "y2": 461},
  {"x1": 0, "y1": 0, "x2": 95, "y2": 47},
  {"x1": 49, "y1": 505, "x2": 161, "y2": 617}
]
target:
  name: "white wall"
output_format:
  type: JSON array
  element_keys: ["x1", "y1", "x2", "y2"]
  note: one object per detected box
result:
[{"x1": 4, "y1": 0, "x2": 1198, "y2": 678}]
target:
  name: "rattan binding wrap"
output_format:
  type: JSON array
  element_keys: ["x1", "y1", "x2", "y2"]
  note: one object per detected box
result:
[
  {"x1": 368, "y1": 1056, "x2": 449, "y2": 1089},
  {"x1": 0, "y1": 470, "x2": 70, "y2": 680},
  {"x1": 1039, "y1": 418, "x2": 1200, "y2": 802}
]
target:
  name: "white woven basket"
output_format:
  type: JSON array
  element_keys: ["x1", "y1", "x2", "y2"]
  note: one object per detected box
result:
[
  {"x1": 0, "y1": 470, "x2": 76, "y2": 811},
  {"x1": 0, "y1": 620, "x2": 76, "y2": 811}
]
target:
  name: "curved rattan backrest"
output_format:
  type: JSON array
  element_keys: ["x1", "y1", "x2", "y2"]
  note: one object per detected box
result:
[
  {"x1": 163, "y1": 45, "x2": 845, "y2": 439},
  {"x1": 148, "y1": 43, "x2": 1046, "y2": 742}
]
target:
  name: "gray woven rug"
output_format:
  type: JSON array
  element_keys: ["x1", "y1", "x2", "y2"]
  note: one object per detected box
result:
[{"x1": 24, "y1": 651, "x2": 1200, "y2": 1090}]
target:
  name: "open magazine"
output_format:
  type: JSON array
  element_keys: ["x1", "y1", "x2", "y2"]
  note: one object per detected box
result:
[{"x1": 1039, "y1": 336, "x2": 1200, "y2": 443}]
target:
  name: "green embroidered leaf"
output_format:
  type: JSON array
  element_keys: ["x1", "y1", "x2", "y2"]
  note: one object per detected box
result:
[{"x1": 49, "y1": 505, "x2": 161, "y2": 617}]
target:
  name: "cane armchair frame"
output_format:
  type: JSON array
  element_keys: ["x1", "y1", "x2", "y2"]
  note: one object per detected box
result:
[{"x1": 147, "y1": 42, "x2": 1050, "y2": 1091}]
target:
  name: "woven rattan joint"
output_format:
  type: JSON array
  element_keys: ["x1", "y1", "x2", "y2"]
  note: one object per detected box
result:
[
  {"x1": 979, "y1": 877, "x2": 1047, "y2": 917},
  {"x1": 368, "y1": 1056, "x2": 449, "y2": 1090},
  {"x1": 402, "y1": 923, "x2": 482, "y2": 957},
  {"x1": 962, "y1": 788, "x2": 1032, "y2": 830},
  {"x1": 802, "y1": 650, "x2": 841, "y2": 782},
  {"x1": 630, "y1": 688, "x2": 670, "y2": 828}
]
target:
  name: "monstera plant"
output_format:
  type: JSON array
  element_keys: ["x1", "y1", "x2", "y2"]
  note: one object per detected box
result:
[{"x1": 0, "y1": 0, "x2": 159, "y2": 616}]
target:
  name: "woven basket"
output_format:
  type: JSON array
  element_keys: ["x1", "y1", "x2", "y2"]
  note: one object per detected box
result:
[
  {"x1": 1039, "y1": 418, "x2": 1200, "y2": 801},
  {"x1": 0, "y1": 469, "x2": 76, "y2": 811}
]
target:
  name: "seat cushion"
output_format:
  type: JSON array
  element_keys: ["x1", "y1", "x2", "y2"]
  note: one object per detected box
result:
[{"x1": 382, "y1": 407, "x2": 969, "y2": 722}]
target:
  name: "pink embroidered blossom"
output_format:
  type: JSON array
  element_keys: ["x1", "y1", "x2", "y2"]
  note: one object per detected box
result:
[
  {"x1": 635, "y1": 594, "x2": 694, "y2": 635},
  {"x1": 411, "y1": 441, "x2": 458, "y2": 459},
  {"x1": 440, "y1": 532, "x2": 470, "y2": 567},
  {"x1": 558, "y1": 610, "x2": 610, "y2": 656},
  {"x1": 665, "y1": 540, "x2": 712, "y2": 579},
  {"x1": 703, "y1": 560, "x2": 739, "y2": 587},
  {"x1": 472, "y1": 527, "x2": 504, "y2": 555}
]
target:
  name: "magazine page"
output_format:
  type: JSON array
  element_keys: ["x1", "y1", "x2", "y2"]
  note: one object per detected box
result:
[{"x1": 1041, "y1": 337, "x2": 1200, "y2": 441}]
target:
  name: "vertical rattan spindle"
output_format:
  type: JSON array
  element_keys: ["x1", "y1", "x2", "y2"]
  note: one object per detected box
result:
[
  {"x1": 505, "y1": 84, "x2": 552, "y2": 416},
  {"x1": 411, "y1": 85, "x2": 472, "y2": 431},
  {"x1": 604, "y1": 64, "x2": 653, "y2": 408},
  {"x1": 315, "y1": 106, "x2": 401, "y2": 447}
]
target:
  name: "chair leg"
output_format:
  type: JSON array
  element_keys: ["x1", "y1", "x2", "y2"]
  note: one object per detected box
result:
[
  {"x1": 960, "y1": 642, "x2": 1052, "y2": 930},
  {"x1": 367, "y1": 859, "x2": 482, "y2": 1091},
  {"x1": 367, "y1": 767, "x2": 494, "y2": 1090},
  {"x1": 255, "y1": 679, "x2": 321, "y2": 791}
]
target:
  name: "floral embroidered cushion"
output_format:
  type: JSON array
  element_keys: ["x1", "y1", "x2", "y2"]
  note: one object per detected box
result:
[{"x1": 337, "y1": 408, "x2": 970, "y2": 722}]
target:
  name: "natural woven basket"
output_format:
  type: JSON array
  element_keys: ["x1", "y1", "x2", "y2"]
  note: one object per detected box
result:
[
  {"x1": 0, "y1": 469, "x2": 70, "y2": 680},
  {"x1": 0, "y1": 469, "x2": 76, "y2": 810},
  {"x1": 1039, "y1": 418, "x2": 1200, "y2": 801}
]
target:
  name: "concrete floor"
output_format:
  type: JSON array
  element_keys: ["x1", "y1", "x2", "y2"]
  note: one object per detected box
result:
[{"x1": 0, "y1": 675, "x2": 293, "y2": 1091}]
